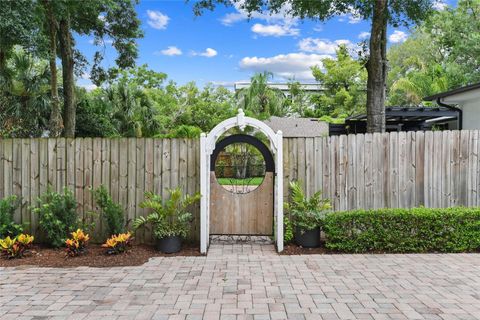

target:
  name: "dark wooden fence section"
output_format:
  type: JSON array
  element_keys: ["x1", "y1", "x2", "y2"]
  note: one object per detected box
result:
[{"x1": 1, "y1": 131, "x2": 479, "y2": 242}]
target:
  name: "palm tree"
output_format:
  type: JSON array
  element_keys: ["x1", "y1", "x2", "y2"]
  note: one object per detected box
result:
[
  {"x1": 388, "y1": 58, "x2": 449, "y2": 106},
  {"x1": 236, "y1": 72, "x2": 288, "y2": 118},
  {"x1": 0, "y1": 47, "x2": 50, "y2": 137},
  {"x1": 106, "y1": 82, "x2": 160, "y2": 137}
]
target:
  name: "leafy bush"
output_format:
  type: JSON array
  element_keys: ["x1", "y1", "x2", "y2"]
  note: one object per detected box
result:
[
  {"x1": 0, "y1": 195, "x2": 23, "y2": 238},
  {"x1": 65, "y1": 229, "x2": 90, "y2": 257},
  {"x1": 283, "y1": 216, "x2": 294, "y2": 243},
  {"x1": 92, "y1": 185, "x2": 125, "y2": 236},
  {"x1": 0, "y1": 234, "x2": 34, "y2": 259},
  {"x1": 324, "y1": 207, "x2": 480, "y2": 253},
  {"x1": 32, "y1": 187, "x2": 78, "y2": 248},
  {"x1": 284, "y1": 181, "x2": 331, "y2": 232},
  {"x1": 102, "y1": 232, "x2": 133, "y2": 254},
  {"x1": 133, "y1": 188, "x2": 200, "y2": 239}
]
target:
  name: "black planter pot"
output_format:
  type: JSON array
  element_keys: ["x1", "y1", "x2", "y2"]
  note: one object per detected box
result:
[
  {"x1": 295, "y1": 227, "x2": 321, "y2": 248},
  {"x1": 156, "y1": 236, "x2": 182, "y2": 253}
]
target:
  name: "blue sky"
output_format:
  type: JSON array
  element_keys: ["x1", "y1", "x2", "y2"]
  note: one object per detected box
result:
[{"x1": 76, "y1": 0, "x2": 453, "y2": 90}]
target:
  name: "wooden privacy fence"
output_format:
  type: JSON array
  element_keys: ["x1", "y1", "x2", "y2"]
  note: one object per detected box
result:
[
  {"x1": 284, "y1": 130, "x2": 480, "y2": 211},
  {"x1": 0, "y1": 138, "x2": 200, "y2": 243},
  {"x1": 1, "y1": 130, "x2": 480, "y2": 242}
]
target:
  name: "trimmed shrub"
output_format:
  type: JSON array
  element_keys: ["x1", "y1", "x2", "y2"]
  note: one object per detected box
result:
[
  {"x1": 32, "y1": 187, "x2": 78, "y2": 248},
  {"x1": 92, "y1": 185, "x2": 125, "y2": 237},
  {"x1": 0, "y1": 195, "x2": 23, "y2": 238},
  {"x1": 324, "y1": 207, "x2": 480, "y2": 253}
]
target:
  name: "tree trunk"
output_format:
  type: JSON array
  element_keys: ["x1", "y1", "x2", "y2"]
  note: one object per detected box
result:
[
  {"x1": 43, "y1": 0, "x2": 63, "y2": 137},
  {"x1": 58, "y1": 15, "x2": 75, "y2": 138},
  {"x1": 366, "y1": 0, "x2": 388, "y2": 133},
  {"x1": 0, "y1": 50, "x2": 5, "y2": 74}
]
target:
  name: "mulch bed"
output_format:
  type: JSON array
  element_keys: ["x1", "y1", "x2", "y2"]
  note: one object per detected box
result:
[
  {"x1": 280, "y1": 243, "x2": 330, "y2": 255},
  {"x1": 0, "y1": 243, "x2": 202, "y2": 268}
]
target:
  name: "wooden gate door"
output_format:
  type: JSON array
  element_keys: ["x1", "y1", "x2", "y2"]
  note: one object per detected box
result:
[{"x1": 209, "y1": 134, "x2": 274, "y2": 235}]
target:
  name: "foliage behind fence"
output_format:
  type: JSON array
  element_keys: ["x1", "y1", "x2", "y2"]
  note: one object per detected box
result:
[{"x1": 1, "y1": 130, "x2": 480, "y2": 242}]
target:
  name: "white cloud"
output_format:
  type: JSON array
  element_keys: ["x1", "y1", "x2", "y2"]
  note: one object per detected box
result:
[
  {"x1": 432, "y1": 0, "x2": 448, "y2": 10},
  {"x1": 219, "y1": 1, "x2": 299, "y2": 37},
  {"x1": 147, "y1": 10, "x2": 169, "y2": 30},
  {"x1": 192, "y1": 48, "x2": 218, "y2": 58},
  {"x1": 389, "y1": 30, "x2": 408, "y2": 43},
  {"x1": 298, "y1": 38, "x2": 353, "y2": 55},
  {"x1": 220, "y1": 12, "x2": 247, "y2": 26},
  {"x1": 251, "y1": 23, "x2": 299, "y2": 37},
  {"x1": 358, "y1": 32, "x2": 370, "y2": 40},
  {"x1": 79, "y1": 83, "x2": 98, "y2": 91},
  {"x1": 239, "y1": 53, "x2": 330, "y2": 80},
  {"x1": 220, "y1": 2, "x2": 297, "y2": 26},
  {"x1": 157, "y1": 46, "x2": 182, "y2": 56}
]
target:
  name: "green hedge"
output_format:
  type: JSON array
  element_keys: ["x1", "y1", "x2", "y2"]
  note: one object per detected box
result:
[{"x1": 323, "y1": 207, "x2": 480, "y2": 253}]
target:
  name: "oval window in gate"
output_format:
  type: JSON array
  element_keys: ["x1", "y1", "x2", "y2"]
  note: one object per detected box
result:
[{"x1": 214, "y1": 142, "x2": 266, "y2": 194}]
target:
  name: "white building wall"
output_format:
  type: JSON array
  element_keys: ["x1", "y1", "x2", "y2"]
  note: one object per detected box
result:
[{"x1": 462, "y1": 101, "x2": 480, "y2": 130}]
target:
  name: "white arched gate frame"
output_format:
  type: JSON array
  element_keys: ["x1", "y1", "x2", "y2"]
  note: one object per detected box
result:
[{"x1": 200, "y1": 109, "x2": 283, "y2": 253}]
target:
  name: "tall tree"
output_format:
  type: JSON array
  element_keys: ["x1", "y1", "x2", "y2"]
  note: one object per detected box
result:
[
  {"x1": 193, "y1": 0, "x2": 433, "y2": 132},
  {"x1": 236, "y1": 72, "x2": 287, "y2": 119},
  {"x1": 0, "y1": 48, "x2": 50, "y2": 137},
  {"x1": 387, "y1": 0, "x2": 480, "y2": 105},
  {"x1": 47, "y1": 0, "x2": 143, "y2": 137},
  {"x1": 0, "y1": 0, "x2": 40, "y2": 72},
  {"x1": 312, "y1": 45, "x2": 367, "y2": 117},
  {"x1": 41, "y1": 0, "x2": 63, "y2": 137}
]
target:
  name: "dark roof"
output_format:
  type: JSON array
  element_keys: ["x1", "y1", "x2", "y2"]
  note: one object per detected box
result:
[
  {"x1": 424, "y1": 82, "x2": 480, "y2": 101},
  {"x1": 346, "y1": 106, "x2": 457, "y2": 122}
]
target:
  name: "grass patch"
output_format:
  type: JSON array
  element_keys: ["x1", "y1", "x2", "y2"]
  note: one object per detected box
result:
[{"x1": 217, "y1": 177, "x2": 264, "y2": 186}]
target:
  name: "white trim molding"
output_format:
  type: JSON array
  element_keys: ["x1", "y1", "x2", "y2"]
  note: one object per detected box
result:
[{"x1": 200, "y1": 109, "x2": 284, "y2": 253}]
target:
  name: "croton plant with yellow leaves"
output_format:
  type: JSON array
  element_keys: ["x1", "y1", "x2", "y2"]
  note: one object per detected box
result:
[
  {"x1": 65, "y1": 229, "x2": 90, "y2": 257},
  {"x1": 102, "y1": 232, "x2": 133, "y2": 255},
  {"x1": 0, "y1": 233, "x2": 34, "y2": 259}
]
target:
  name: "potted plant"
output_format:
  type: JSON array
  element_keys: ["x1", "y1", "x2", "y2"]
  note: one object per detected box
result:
[
  {"x1": 285, "y1": 181, "x2": 331, "y2": 248},
  {"x1": 133, "y1": 188, "x2": 200, "y2": 253}
]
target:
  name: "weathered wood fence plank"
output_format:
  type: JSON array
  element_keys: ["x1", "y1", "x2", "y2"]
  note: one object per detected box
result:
[{"x1": 2, "y1": 131, "x2": 480, "y2": 242}]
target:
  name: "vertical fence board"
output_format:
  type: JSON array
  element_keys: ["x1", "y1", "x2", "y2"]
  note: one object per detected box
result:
[
  {"x1": 135, "y1": 138, "x2": 146, "y2": 242},
  {"x1": 144, "y1": 138, "x2": 154, "y2": 243},
  {"x1": 161, "y1": 139, "x2": 171, "y2": 201},
  {"x1": 170, "y1": 139, "x2": 179, "y2": 189},
  {"x1": 3, "y1": 140, "x2": 13, "y2": 198},
  {"x1": 468, "y1": 131, "x2": 478, "y2": 206},
  {"x1": 30, "y1": 139, "x2": 39, "y2": 234},
  {"x1": 47, "y1": 139, "x2": 57, "y2": 190},
  {"x1": 373, "y1": 133, "x2": 384, "y2": 209},
  {"x1": 56, "y1": 138, "x2": 66, "y2": 192},
  {"x1": 118, "y1": 139, "x2": 128, "y2": 225},
  {"x1": 355, "y1": 134, "x2": 365, "y2": 209},
  {"x1": 83, "y1": 138, "x2": 93, "y2": 228},
  {"x1": 21, "y1": 139, "x2": 30, "y2": 229},
  {"x1": 346, "y1": 135, "x2": 356, "y2": 210},
  {"x1": 313, "y1": 137, "x2": 323, "y2": 196},
  {"x1": 305, "y1": 138, "x2": 315, "y2": 197},
  {"x1": 179, "y1": 139, "x2": 188, "y2": 190},
  {"x1": 75, "y1": 139, "x2": 84, "y2": 218},
  {"x1": 38, "y1": 139, "x2": 48, "y2": 198},
  {"x1": 110, "y1": 139, "x2": 119, "y2": 203},
  {"x1": 12, "y1": 139, "x2": 22, "y2": 223},
  {"x1": 66, "y1": 138, "x2": 75, "y2": 191}
]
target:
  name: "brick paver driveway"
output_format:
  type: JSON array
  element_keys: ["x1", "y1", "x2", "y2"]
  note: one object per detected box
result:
[{"x1": 1, "y1": 244, "x2": 480, "y2": 320}]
